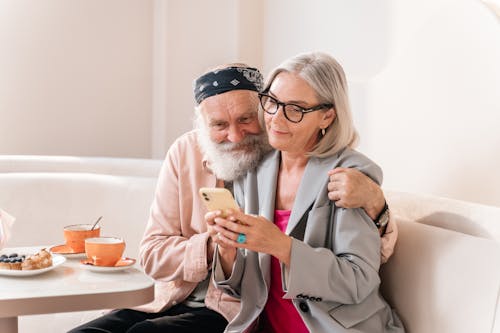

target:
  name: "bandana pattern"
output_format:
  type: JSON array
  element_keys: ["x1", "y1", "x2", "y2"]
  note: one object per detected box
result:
[{"x1": 194, "y1": 66, "x2": 263, "y2": 104}]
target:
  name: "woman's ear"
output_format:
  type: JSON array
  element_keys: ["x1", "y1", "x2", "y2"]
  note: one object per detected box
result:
[{"x1": 321, "y1": 108, "x2": 336, "y2": 128}]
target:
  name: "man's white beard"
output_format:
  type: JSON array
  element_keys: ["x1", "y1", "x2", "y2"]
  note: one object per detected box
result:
[{"x1": 195, "y1": 117, "x2": 271, "y2": 181}]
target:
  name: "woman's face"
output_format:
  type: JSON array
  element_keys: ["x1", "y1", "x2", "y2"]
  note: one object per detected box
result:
[{"x1": 264, "y1": 72, "x2": 334, "y2": 155}]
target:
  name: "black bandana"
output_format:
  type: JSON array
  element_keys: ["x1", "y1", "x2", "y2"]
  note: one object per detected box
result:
[{"x1": 194, "y1": 66, "x2": 264, "y2": 105}]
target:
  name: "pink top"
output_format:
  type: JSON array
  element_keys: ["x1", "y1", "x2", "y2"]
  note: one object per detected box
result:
[{"x1": 261, "y1": 210, "x2": 309, "y2": 333}]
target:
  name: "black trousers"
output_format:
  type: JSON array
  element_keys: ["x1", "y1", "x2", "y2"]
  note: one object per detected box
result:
[{"x1": 67, "y1": 304, "x2": 228, "y2": 333}]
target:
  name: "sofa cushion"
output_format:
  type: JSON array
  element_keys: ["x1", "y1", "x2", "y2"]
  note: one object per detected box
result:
[
  {"x1": 0, "y1": 155, "x2": 162, "y2": 177},
  {"x1": 386, "y1": 191, "x2": 500, "y2": 241},
  {"x1": 380, "y1": 217, "x2": 500, "y2": 333},
  {"x1": 0, "y1": 172, "x2": 157, "y2": 258}
]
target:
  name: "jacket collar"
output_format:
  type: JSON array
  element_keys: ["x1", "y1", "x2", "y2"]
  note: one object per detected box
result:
[{"x1": 256, "y1": 150, "x2": 338, "y2": 235}]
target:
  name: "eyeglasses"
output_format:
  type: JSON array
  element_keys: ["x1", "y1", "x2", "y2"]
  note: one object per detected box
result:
[{"x1": 258, "y1": 93, "x2": 333, "y2": 123}]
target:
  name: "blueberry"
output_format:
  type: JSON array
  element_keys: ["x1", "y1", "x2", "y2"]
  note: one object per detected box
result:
[
  {"x1": 0, "y1": 254, "x2": 7, "y2": 259},
  {"x1": 8, "y1": 253, "x2": 18, "y2": 258}
]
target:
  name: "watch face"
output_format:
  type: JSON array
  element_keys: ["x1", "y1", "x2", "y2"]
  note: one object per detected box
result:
[
  {"x1": 378, "y1": 213, "x2": 389, "y2": 235},
  {"x1": 380, "y1": 211, "x2": 390, "y2": 226},
  {"x1": 377, "y1": 209, "x2": 390, "y2": 227}
]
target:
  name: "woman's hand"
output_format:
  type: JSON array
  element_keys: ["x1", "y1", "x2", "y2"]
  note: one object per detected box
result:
[{"x1": 212, "y1": 210, "x2": 292, "y2": 266}]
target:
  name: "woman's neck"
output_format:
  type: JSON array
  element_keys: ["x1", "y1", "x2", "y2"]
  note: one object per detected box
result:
[
  {"x1": 275, "y1": 151, "x2": 309, "y2": 210},
  {"x1": 280, "y1": 151, "x2": 309, "y2": 173}
]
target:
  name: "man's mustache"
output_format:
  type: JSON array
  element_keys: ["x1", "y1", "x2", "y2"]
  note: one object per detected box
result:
[{"x1": 215, "y1": 135, "x2": 261, "y2": 152}]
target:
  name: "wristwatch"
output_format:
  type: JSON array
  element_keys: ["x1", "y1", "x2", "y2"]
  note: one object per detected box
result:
[{"x1": 374, "y1": 202, "x2": 390, "y2": 235}]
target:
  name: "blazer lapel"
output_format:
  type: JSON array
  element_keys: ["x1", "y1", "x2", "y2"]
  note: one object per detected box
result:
[
  {"x1": 285, "y1": 154, "x2": 338, "y2": 235},
  {"x1": 254, "y1": 150, "x2": 280, "y2": 221},
  {"x1": 253, "y1": 150, "x2": 280, "y2": 289}
]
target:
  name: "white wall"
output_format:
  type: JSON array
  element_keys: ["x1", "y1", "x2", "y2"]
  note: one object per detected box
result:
[
  {"x1": 152, "y1": 0, "x2": 264, "y2": 158},
  {"x1": 0, "y1": 0, "x2": 264, "y2": 159},
  {"x1": 0, "y1": 0, "x2": 153, "y2": 157},
  {"x1": 366, "y1": 0, "x2": 500, "y2": 206},
  {"x1": 259, "y1": 0, "x2": 393, "y2": 151},
  {"x1": 259, "y1": 0, "x2": 500, "y2": 207},
  {"x1": 1, "y1": 0, "x2": 499, "y2": 207}
]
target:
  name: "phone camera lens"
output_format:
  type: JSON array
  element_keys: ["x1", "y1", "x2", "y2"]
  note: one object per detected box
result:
[{"x1": 204, "y1": 197, "x2": 210, "y2": 201}]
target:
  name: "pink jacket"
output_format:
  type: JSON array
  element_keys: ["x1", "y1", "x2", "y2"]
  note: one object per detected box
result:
[{"x1": 137, "y1": 130, "x2": 240, "y2": 321}]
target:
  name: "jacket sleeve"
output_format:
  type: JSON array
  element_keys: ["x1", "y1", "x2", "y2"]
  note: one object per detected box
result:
[
  {"x1": 139, "y1": 137, "x2": 212, "y2": 283},
  {"x1": 282, "y1": 153, "x2": 383, "y2": 304},
  {"x1": 212, "y1": 246, "x2": 246, "y2": 298}
]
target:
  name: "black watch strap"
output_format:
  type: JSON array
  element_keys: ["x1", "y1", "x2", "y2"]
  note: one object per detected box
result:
[{"x1": 374, "y1": 201, "x2": 390, "y2": 235}]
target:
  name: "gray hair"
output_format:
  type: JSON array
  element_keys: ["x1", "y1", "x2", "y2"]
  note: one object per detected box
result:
[{"x1": 262, "y1": 52, "x2": 359, "y2": 158}]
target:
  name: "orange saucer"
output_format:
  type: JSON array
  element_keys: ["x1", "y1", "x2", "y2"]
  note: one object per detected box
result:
[
  {"x1": 80, "y1": 257, "x2": 136, "y2": 273},
  {"x1": 50, "y1": 244, "x2": 85, "y2": 255},
  {"x1": 80, "y1": 257, "x2": 136, "y2": 267}
]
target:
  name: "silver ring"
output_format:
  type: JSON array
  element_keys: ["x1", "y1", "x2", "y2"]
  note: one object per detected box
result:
[{"x1": 236, "y1": 233, "x2": 246, "y2": 244}]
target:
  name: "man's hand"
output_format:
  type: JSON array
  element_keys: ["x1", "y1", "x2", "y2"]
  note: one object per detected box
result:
[
  {"x1": 205, "y1": 210, "x2": 237, "y2": 277},
  {"x1": 327, "y1": 167, "x2": 385, "y2": 220},
  {"x1": 205, "y1": 211, "x2": 219, "y2": 264},
  {"x1": 328, "y1": 167, "x2": 398, "y2": 264}
]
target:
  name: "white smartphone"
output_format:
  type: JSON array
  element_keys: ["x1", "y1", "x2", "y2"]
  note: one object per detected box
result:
[{"x1": 199, "y1": 187, "x2": 239, "y2": 215}]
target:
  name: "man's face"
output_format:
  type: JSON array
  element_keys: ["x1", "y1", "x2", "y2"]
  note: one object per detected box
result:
[
  {"x1": 196, "y1": 90, "x2": 270, "y2": 181},
  {"x1": 199, "y1": 90, "x2": 262, "y2": 147}
]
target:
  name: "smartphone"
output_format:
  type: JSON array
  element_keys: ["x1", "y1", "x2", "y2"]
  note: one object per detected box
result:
[{"x1": 199, "y1": 187, "x2": 239, "y2": 215}]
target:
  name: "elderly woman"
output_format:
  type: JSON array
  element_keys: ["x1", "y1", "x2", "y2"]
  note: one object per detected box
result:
[{"x1": 207, "y1": 52, "x2": 404, "y2": 333}]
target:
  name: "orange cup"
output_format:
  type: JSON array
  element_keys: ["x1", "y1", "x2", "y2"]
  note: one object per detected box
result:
[
  {"x1": 63, "y1": 224, "x2": 101, "y2": 253},
  {"x1": 85, "y1": 237, "x2": 125, "y2": 267}
]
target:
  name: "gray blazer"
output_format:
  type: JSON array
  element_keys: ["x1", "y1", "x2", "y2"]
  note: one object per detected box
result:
[{"x1": 213, "y1": 148, "x2": 404, "y2": 333}]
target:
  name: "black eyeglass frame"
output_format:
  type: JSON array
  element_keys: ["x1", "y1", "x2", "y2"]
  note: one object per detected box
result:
[{"x1": 258, "y1": 93, "x2": 334, "y2": 123}]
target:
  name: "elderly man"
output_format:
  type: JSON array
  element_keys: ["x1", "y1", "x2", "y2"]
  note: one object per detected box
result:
[{"x1": 69, "y1": 64, "x2": 396, "y2": 333}]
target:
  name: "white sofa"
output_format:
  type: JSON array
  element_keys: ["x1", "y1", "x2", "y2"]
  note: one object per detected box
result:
[
  {"x1": 0, "y1": 155, "x2": 499, "y2": 333},
  {"x1": 383, "y1": 192, "x2": 500, "y2": 333}
]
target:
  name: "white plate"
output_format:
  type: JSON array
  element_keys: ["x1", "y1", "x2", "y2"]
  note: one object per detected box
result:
[{"x1": 0, "y1": 254, "x2": 66, "y2": 277}]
